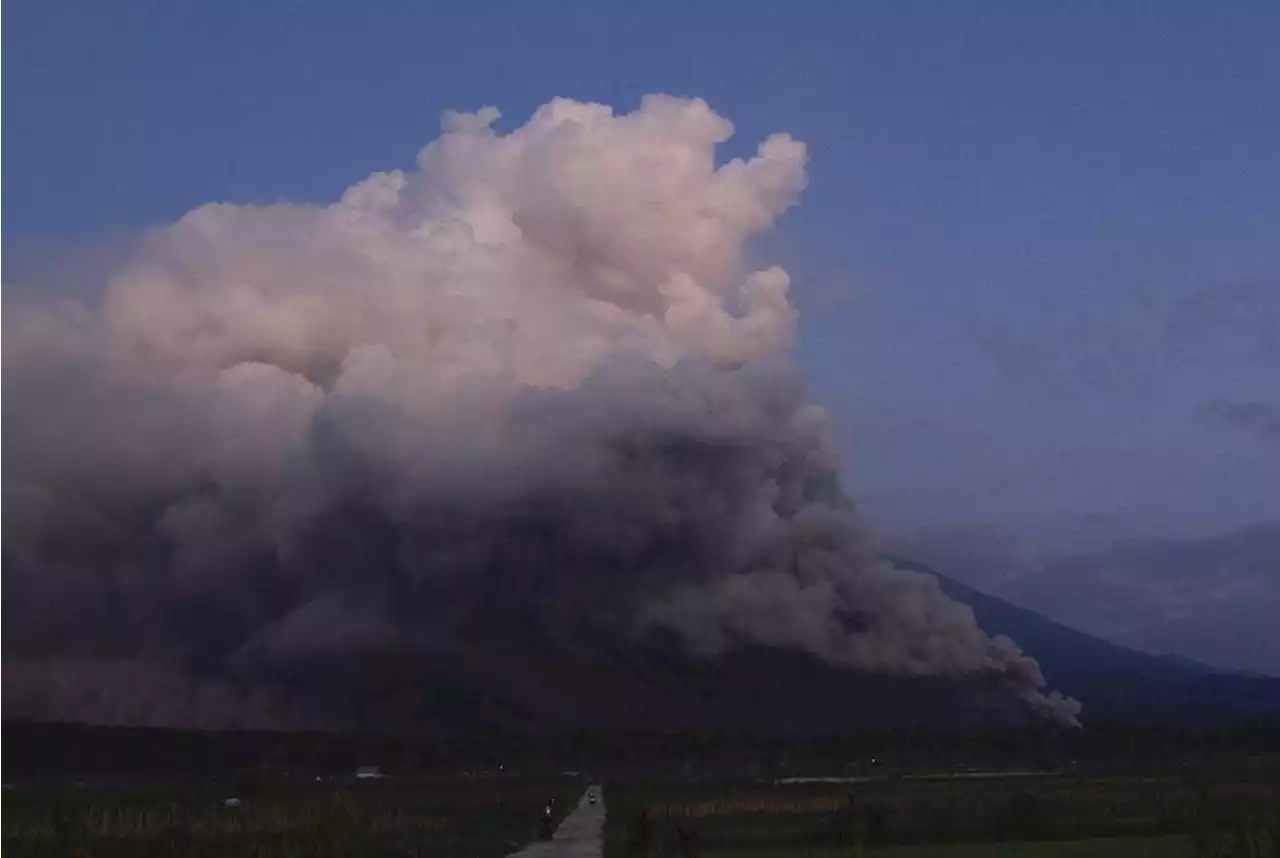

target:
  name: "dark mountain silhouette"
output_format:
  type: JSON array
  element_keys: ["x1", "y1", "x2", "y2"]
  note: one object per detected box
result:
[
  {"x1": 992, "y1": 521, "x2": 1280, "y2": 677},
  {"x1": 894, "y1": 558, "x2": 1280, "y2": 725},
  {"x1": 251, "y1": 558, "x2": 1280, "y2": 734},
  {"x1": 6, "y1": 560, "x2": 1278, "y2": 738},
  {"x1": 250, "y1": 601, "x2": 999, "y2": 736}
]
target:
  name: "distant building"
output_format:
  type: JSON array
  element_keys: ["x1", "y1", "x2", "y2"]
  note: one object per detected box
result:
[{"x1": 356, "y1": 766, "x2": 386, "y2": 779}]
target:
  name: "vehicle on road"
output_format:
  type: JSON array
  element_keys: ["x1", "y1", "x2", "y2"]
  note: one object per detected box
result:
[{"x1": 538, "y1": 799, "x2": 555, "y2": 840}]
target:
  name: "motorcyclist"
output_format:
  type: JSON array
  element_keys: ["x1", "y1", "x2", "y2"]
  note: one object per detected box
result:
[{"x1": 539, "y1": 798, "x2": 555, "y2": 839}]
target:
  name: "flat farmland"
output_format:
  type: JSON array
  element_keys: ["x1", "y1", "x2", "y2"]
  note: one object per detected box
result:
[
  {"x1": 604, "y1": 762, "x2": 1280, "y2": 857},
  {"x1": 2, "y1": 776, "x2": 580, "y2": 858},
  {"x1": 630, "y1": 839, "x2": 1189, "y2": 857}
]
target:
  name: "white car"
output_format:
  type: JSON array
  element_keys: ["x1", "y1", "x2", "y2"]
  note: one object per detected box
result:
[{"x1": 588, "y1": 790, "x2": 597, "y2": 805}]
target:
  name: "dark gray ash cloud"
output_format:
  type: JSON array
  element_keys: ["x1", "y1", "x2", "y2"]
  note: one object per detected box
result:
[{"x1": 1, "y1": 95, "x2": 1079, "y2": 729}]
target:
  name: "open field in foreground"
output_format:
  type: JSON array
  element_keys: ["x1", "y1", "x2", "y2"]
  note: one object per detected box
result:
[
  {"x1": 655, "y1": 838, "x2": 1186, "y2": 857},
  {"x1": 2, "y1": 777, "x2": 580, "y2": 858},
  {"x1": 605, "y1": 763, "x2": 1280, "y2": 857},
  {"x1": 871, "y1": 839, "x2": 1188, "y2": 857}
]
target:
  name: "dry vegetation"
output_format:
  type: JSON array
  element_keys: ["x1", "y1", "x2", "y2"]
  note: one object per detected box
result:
[
  {"x1": 606, "y1": 764, "x2": 1280, "y2": 858},
  {"x1": 2, "y1": 777, "x2": 579, "y2": 858}
]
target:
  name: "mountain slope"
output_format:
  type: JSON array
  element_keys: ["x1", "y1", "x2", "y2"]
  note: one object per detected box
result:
[
  {"x1": 7, "y1": 559, "x2": 1278, "y2": 735},
  {"x1": 281, "y1": 560, "x2": 1280, "y2": 733},
  {"x1": 991, "y1": 522, "x2": 1280, "y2": 677},
  {"x1": 891, "y1": 558, "x2": 1280, "y2": 725},
  {"x1": 290, "y1": 605, "x2": 1008, "y2": 735}
]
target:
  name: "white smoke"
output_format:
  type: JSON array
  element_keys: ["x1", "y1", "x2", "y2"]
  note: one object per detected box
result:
[{"x1": 2, "y1": 94, "x2": 1080, "y2": 727}]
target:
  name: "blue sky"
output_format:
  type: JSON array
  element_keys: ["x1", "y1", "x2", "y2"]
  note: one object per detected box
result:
[{"x1": 5, "y1": 2, "x2": 1278, "y2": 562}]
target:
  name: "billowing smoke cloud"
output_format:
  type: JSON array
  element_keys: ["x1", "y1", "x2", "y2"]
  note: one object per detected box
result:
[{"x1": 2, "y1": 95, "x2": 1080, "y2": 728}]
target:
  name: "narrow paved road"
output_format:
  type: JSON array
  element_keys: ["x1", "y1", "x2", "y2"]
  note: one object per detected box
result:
[{"x1": 509, "y1": 786, "x2": 604, "y2": 858}]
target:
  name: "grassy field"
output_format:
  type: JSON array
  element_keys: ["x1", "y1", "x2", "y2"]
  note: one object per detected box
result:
[
  {"x1": 870, "y1": 839, "x2": 1188, "y2": 857},
  {"x1": 2, "y1": 776, "x2": 580, "y2": 858},
  {"x1": 669, "y1": 838, "x2": 1190, "y2": 857},
  {"x1": 604, "y1": 764, "x2": 1280, "y2": 858}
]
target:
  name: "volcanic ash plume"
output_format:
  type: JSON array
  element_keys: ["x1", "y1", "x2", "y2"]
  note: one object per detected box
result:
[{"x1": 1, "y1": 95, "x2": 1081, "y2": 728}]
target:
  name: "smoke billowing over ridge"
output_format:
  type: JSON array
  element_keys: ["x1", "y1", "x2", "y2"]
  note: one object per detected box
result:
[{"x1": 2, "y1": 95, "x2": 1080, "y2": 728}]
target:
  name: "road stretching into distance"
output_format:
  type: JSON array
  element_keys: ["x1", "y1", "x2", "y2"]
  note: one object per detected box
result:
[{"x1": 509, "y1": 786, "x2": 605, "y2": 858}]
